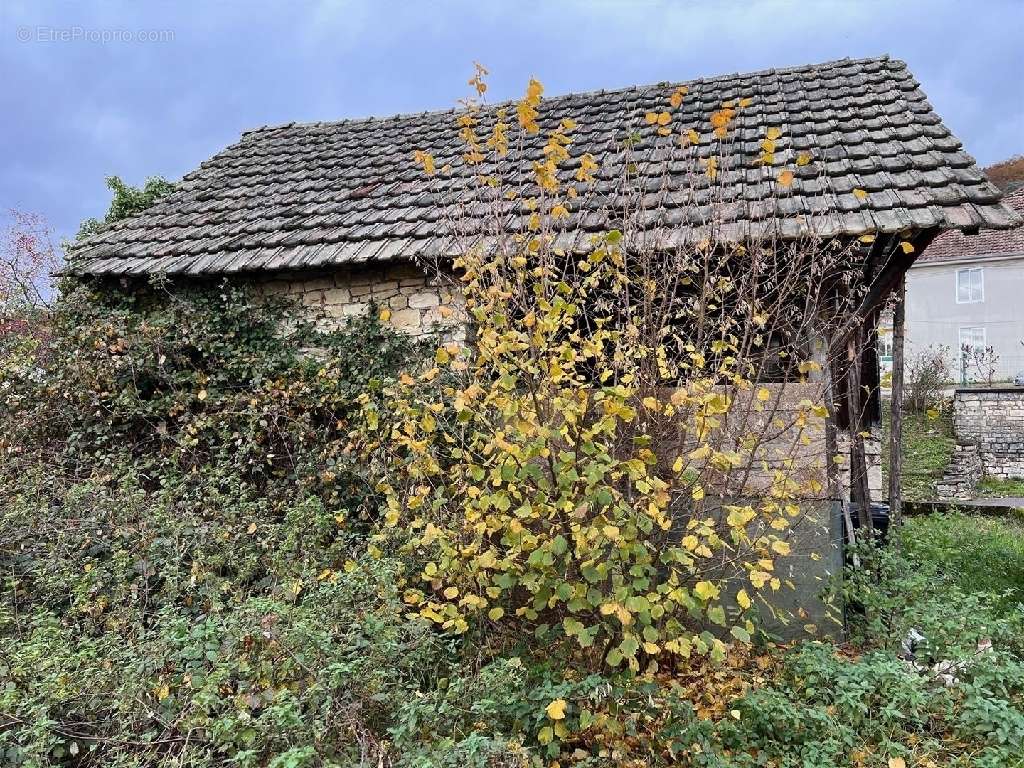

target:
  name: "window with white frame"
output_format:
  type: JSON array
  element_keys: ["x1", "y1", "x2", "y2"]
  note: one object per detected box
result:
[
  {"x1": 956, "y1": 267, "x2": 984, "y2": 303},
  {"x1": 878, "y1": 332, "x2": 893, "y2": 362},
  {"x1": 959, "y1": 326, "x2": 986, "y2": 350},
  {"x1": 959, "y1": 326, "x2": 988, "y2": 383}
]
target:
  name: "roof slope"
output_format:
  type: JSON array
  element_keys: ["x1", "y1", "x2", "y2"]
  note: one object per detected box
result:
[
  {"x1": 68, "y1": 55, "x2": 1020, "y2": 276},
  {"x1": 919, "y1": 187, "x2": 1024, "y2": 262}
]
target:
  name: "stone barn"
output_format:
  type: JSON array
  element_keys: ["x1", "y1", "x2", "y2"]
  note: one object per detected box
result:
[{"x1": 67, "y1": 55, "x2": 1019, "y2": 627}]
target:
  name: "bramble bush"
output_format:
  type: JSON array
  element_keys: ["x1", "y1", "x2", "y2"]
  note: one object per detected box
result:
[{"x1": 1, "y1": 280, "x2": 439, "y2": 766}]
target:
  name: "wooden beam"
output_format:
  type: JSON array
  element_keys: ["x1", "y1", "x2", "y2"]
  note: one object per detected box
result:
[
  {"x1": 888, "y1": 276, "x2": 906, "y2": 523},
  {"x1": 831, "y1": 229, "x2": 936, "y2": 353}
]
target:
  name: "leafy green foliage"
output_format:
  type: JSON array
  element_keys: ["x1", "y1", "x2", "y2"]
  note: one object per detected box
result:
[
  {"x1": 898, "y1": 512, "x2": 1024, "y2": 612},
  {"x1": 76, "y1": 176, "x2": 176, "y2": 241},
  {"x1": 1, "y1": 282, "x2": 441, "y2": 766},
  {"x1": 977, "y1": 477, "x2": 1024, "y2": 498}
]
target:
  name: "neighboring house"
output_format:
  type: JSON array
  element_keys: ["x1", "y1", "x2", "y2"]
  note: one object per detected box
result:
[
  {"x1": 889, "y1": 187, "x2": 1024, "y2": 383},
  {"x1": 66, "y1": 54, "x2": 1018, "y2": 502}
]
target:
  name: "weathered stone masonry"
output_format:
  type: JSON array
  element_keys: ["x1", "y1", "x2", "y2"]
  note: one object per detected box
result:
[
  {"x1": 258, "y1": 261, "x2": 882, "y2": 501},
  {"x1": 255, "y1": 261, "x2": 467, "y2": 339},
  {"x1": 953, "y1": 388, "x2": 1024, "y2": 480}
]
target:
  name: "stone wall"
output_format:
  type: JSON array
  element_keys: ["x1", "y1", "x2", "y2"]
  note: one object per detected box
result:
[
  {"x1": 953, "y1": 388, "x2": 1024, "y2": 479},
  {"x1": 935, "y1": 442, "x2": 982, "y2": 500},
  {"x1": 254, "y1": 261, "x2": 467, "y2": 339},
  {"x1": 255, "y1": 261, "x2": 881, "y2": 500}
]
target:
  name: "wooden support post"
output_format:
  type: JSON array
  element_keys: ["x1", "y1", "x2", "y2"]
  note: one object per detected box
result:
[
  {"x1": 846, "y1": 329, "x2": 873, "y2": 533},
  {"x1": 816, "y1": 332, "x2": 842, "y2": 502},
  {"x1": 888, "y1": 277, "x2": 906, "y2": 524}
]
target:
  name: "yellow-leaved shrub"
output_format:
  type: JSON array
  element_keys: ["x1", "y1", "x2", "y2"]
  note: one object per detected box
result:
[{"x1": 354, "y1": 68, "x2": 861, "y2": 671}]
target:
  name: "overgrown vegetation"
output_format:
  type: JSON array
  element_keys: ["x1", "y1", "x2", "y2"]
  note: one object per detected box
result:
[
  {"x1": 4, "y1": 69, "x2": 1024, "y2": 767},
  {"x1": 904, "y1": 345, "x2": 952, "y2": 413},
  {"x1": 882, "y1": 401, "x2": 956, "y2": 502},
  {"x1": 75, "y1": 175, "x2": 176, "y2": 241},
  {"x1": 5, "y1": 305, "x2": 1024, "y2": 766},
  {"x1": 882, "y1": 400, "x2": 1023, "y2": 502}
]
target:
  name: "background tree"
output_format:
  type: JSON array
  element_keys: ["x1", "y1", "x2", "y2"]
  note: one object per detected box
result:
[
  {"x1": 76, "y1": 175, "x2": 175, "y2": 240},
  {"x1": 0, "y1": 210, "x2": 59, "y2": 315}
]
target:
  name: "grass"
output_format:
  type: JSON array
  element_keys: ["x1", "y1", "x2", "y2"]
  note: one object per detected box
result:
[
  {"x1": 900, "y1": 511, "x2": 1024, "y2": 608},
  {"x1": 978, "y1": 476, "x2": 1024, "y2": 498},
  {"x1": 881, "y1": 401, "x2": 956, "y2": 501}
]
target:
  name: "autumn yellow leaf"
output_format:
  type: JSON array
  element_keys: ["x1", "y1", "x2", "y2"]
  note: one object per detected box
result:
[
  {"x1": 757, "y1": 387, "x2": 771, "y2": 402},
  {"x1": 644, "y1": 111, "x2": 659, "y2": 124},
  {"x1": 736, "y1": 589, "x2": 752, "y2": 609},
  {"x1": 852, "y1": 188, "x2": 868, "y2": 200},
  {"x1": 710, "y1": 107, "x2": 735, "y2": 138},
  {"x1": 413, "y1": 149, "x2": 435, "y2": 176},
  {"x1": 705, "y1": 157, "x2": 718, "y2": 180},
  {"x1": 602, "y1": 524, "x2": 621, "y2": 540},
  {"x1": 197, "y1": 389, "x2": 207, "y2": 401},
  {"x1": 693, "y1": 581, "x2": 720, "y2": 601},
  {"x1": 900, "y1": 240, "x2": 915, "y2": 254},
  {"x1": 488, "y1": 606, "x2": 504, "y2": 621},
  {"x1": 777, "y1": 170, "x2": 794, "y2": 188},
  {"x1": 749, "y1": 570, "x2": 771, "y2": 589},
  {"x1": 888, "y1": 758, "x2": 906, "y2": 768},
  {"x1": 546, "y1": 698, "x2": 568, "y2": 720},
  {"x1": 379, "y1": 308, "x2": 392, "y2": 322},
  {"x1": 858, "y1": 234, "x2": 876, "y2": 244},
  {"x1": 766, "y1": 127, "x2": 782, "y2": 140},
  {"x1": 796, "y1": 152, "x2": 812, "y2": 166}
]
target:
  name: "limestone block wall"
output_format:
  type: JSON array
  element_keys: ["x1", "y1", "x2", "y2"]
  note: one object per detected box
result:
[
  {"x1": 954, "y1": 388, "x2": 1024, "y2": 479},
  {"x1": 254, "y1": 261, "x2": 467, "y2": 339}
]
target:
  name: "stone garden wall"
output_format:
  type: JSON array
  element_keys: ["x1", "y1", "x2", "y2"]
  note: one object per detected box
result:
[{"x1": 953, "y1": 388, "x2": 1024, "y2": 479}]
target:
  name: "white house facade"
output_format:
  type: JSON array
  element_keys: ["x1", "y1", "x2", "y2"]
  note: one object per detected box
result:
[{"x1": 884, "y1": 187, "x2": 1024, "y2": 383}]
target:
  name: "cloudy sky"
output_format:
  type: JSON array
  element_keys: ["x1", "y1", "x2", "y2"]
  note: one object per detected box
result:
[{"x1": 2, "y1": 0, "x2": 1023, "y2": 243}]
